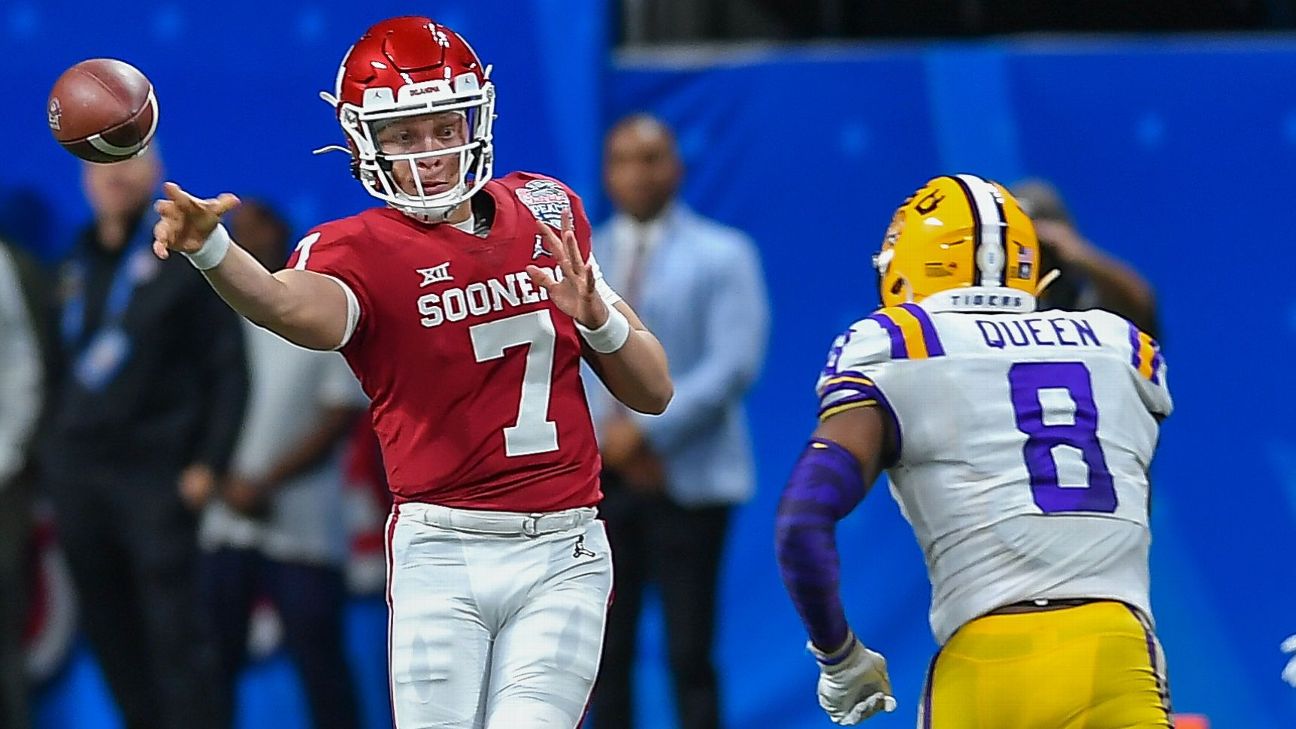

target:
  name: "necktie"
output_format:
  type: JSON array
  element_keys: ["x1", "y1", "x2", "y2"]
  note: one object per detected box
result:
[{"x1": 621, "y1": 226, "x2": 650, "y2": 308}]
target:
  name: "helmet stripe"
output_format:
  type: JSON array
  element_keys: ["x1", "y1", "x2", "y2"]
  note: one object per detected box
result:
[
  {"x1": 946, "y1": 175, "x2": 984, "y2": 284},
  {"x1": 952, "y1": 174, "x2": 1008, "y2": 286},
  {"x1": 988, "y1": 186, "x2": 1008, "y2": 286}
]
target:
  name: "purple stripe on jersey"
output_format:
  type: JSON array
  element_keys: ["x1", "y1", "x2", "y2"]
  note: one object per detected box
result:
[
  {"x1": 817, "y1": 370, "x2": 902, "y2": 464},
  {"x1": 819, "y1": 382, "x2": 870, "y2": 403},
  {"x1": 1127, "y1": 321, "x2": 1142, "y2": 369},
  {"x1": 899, "y1": 303, "x2": 946, "y2": 356},
  {"x1": 867, "y1": 311, "x2": 908, "y2": 359},
  {"x1": 820, "y1": 380, "x2": 874, "y2": 399},
  {"x1": 819, "y1": 371, "x2": 883, "y2": 400},
  {"x1": 817, "y1": 393, "x2": 876, "y2": 418},
  {"x1": 1148, "y1": 342, "x2": 1164, "y2": 385}
]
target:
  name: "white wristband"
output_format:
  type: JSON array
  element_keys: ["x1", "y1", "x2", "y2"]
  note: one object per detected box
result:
[
  {"x1": 182, "y1": 223, "x2": 232, "y2": 270},
  {"x1": 577, "y1": 306, "x2": 632, "y2": 354}
]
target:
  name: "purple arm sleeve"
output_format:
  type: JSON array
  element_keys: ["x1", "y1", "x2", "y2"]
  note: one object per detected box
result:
[{"x1": 775, "y1": 437, "x2": 868, "y2": 655}]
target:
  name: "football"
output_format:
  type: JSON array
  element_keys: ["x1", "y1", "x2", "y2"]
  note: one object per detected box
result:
[{"x1": 48, "y1": 59, "x2": 158, "y2": 164}]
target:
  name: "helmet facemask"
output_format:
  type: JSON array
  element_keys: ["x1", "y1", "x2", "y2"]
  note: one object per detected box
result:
[
  {"x1": 873, "y1": 210, "x2": 914, "y2": 304},
  {"x1": 325, "y1": 71, "x2": 496, "y2": 223}
]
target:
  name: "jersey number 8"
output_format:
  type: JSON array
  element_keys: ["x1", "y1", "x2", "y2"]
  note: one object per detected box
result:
[{"x1": 1008, "y1": 361, "x2": 1117, "y2": 514}]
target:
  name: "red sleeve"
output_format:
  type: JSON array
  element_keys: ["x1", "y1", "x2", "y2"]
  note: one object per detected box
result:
[{"x1": 283, "y1": 220, "x2": 372, "y2": 347}]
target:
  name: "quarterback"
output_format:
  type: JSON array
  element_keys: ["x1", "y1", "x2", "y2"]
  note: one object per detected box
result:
[
  {"x1": 775, "y1": 174, "x2": 1172, "y2": 727},
  {"x1": 150, "y1": 16, "x2": 672, "y2": 728}
]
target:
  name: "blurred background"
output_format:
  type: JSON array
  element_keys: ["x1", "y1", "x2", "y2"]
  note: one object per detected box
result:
[{"x1": 2, "y1": 1, "x2": 1296, "y2": 727}]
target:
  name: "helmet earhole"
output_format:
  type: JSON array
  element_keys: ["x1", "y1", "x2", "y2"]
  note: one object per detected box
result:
[{"x1": 890, "y1": 279, "x2": 905, "y2": 296}]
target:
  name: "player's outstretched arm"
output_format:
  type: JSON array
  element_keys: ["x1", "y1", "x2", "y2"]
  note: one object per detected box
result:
[
  {"x1": 152, "y1": 182, "x2": 351, "y2": 351},
  {"x1": 529, "y1": 213, "x2": 672, "y2": 414},
  {"x1": 776, "y1": 406, "x2": 897, "y2": 725}
]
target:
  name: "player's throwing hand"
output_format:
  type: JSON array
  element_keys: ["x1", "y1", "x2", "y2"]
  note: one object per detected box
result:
[
  {"x1": 152, "y1": 181, "x2": 240, "y2": 260},
  {"x1": 528, "y1": 209, "x2": 609, "y2": 330}
]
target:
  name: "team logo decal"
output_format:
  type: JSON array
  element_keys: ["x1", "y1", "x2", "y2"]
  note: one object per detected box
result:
[
  {"x1": 532, "y1": 234, "x2": 550, "y2": 260},
  {"x1": 418, "y1": 262, "x2": 453, "y2": 287},
  {"x1": 515, "y1": 179, "x2": 571, "y2": 230},
  {"x1": 914, "y1": 188, "x2": 944, "y2": 215}
]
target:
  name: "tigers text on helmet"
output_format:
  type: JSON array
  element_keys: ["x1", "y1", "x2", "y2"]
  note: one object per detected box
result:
[
  {"x1": 319, "y1": 16, "x2": 496, "y2": 223},
  {"x1": 874, "y1": 174, "x2": 1041, "y2": 314}
]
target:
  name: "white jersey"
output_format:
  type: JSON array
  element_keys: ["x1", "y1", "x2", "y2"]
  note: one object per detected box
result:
[{"x1": 816, "y1": 302, "x2": 1171, "y2": 645}]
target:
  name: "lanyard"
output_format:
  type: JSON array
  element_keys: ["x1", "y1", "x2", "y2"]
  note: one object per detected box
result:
[{"x1": 61, "y1": 211, "x2": 158, "y2": 351}]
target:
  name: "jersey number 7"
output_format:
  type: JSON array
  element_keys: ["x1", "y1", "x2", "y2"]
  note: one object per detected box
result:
[
  {"x1": 469, "y1": 310, "x2": 560, "y2": 457},
  {"x1": 1008, "y1": 361, "x2": 1117, "y2": 514}
]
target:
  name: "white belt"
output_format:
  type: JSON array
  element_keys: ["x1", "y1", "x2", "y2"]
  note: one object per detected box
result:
[{"x1": 402, "y1": 503, "x2": 597, "y2": 538}]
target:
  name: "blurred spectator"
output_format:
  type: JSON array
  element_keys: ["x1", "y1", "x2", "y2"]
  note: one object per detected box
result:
[
  {"x1": 587, "y1": 114, "x2": 769, "y2": 729},
  {"x1": 339, "y1": 414, "x2": 391, "y2": 596},
  {"x1": 199, "y1": 200, "x2": 365, "y2": 729},
  {"x1": 40, "y1": 147, "x2": 247, "y2": 729},
  {"x1": 0, "y1": 234, "x2": 49, "y2": 729},
  {"x1": 1012, "y1": 178, "x2": 1159, "y2": 337}
]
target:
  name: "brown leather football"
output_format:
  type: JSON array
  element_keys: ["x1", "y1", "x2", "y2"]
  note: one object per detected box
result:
[{"x1": 48, "y1": 59, "x2": 158, "y2": 164}]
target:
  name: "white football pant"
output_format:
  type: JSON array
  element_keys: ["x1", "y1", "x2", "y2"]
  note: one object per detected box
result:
[{"x1": 386, "y1": 503, "x2": 612, "y2": 728}]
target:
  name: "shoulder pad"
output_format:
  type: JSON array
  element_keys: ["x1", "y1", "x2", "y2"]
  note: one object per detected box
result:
[{"x1": 859, "y1": 304, "x2": 947, "y2": 361}]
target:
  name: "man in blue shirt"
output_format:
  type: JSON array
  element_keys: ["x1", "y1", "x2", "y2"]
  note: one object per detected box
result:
[{"x1": 586, "y1": 114, "x2": 769, "y2": 729}]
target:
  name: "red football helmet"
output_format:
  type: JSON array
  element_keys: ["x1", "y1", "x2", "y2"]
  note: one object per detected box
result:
[{"x1": 320, "y1": 16, "x2": 496, "y2": 222}]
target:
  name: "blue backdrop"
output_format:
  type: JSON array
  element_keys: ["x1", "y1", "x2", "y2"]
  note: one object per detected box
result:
[{"x1": 2, "y1": 4, "x2": 1295, "y2": 727}]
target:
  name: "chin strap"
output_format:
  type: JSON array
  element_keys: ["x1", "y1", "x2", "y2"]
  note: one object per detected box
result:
[{"x1": 1035, "y1": 268, "x2": 1062, "y2": 298}]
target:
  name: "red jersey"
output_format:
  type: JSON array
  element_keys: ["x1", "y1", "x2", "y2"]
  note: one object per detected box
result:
[{"x1": 286, "y1": 172, "x2": 604, "y2": 512}]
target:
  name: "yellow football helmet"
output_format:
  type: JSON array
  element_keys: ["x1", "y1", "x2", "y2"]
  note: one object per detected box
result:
[{"x1": 874, "y1": 174, "x2": 1040, "y2": 313}]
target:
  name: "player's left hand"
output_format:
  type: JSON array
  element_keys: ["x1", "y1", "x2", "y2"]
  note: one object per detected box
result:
[
  {"x1": 528, "y1": 210, "x2": 608, "y2": 330},
  {"x1": 810, "y1": 633, "x2": 897, "y2": 725},
  {"x1": 1282, "y1": 634, "x2": 1296, "y2": 687}
]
